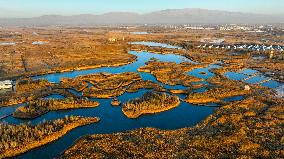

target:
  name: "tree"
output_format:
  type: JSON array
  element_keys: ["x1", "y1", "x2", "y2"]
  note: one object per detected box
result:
[
  {"x1": 10, "y1": 51, "x2": 16, "y2": 69},
  {"x1": 0, "y1": 60, "x2": 6, "y2": 75}
]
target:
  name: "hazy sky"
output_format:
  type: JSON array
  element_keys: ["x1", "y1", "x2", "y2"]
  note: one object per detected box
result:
[{"x1": 0, "y1": 0, "x2": 283, "y2": 18}]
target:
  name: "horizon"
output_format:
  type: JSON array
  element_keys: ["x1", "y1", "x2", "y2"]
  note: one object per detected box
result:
[
  {"x1": 0, "y1": 0, "x2": 283, "y2": 18},
  {"x1": 0, "y1": 8, "x2": 281, "y2": 19}
]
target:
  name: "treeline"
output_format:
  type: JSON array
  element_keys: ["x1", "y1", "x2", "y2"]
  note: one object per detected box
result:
[
  {"x1": 0, "y1": 116, "x2": 80, "y2": 152},
  {"x1": 13, "y1": 98, "x2": 99, "y2": 119},
  {"x1": 60, "y1": 78, "x2": 88, "y2": 92},
  {"x1": 185, "y1": 86, "x2": 249, "y2": 104},
  {"x1": 126, "y1": 80, "x2": 165, "y2": 93},
  {"x1": 16, "y1": 78, "x2": 54, "y2": 93},
  {"x1": 122, "y1": 91, "x2": 180, "y2": 118}
]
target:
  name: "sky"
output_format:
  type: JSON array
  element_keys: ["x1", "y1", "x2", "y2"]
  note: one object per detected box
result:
[{"x1": 0, "y1": 0, "x2": 283, "y2": 18}]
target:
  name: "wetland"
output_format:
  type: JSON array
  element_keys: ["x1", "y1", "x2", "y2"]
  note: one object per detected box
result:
[{"x1": 0, "y1": 27, "x2": 283, "y2": 158}]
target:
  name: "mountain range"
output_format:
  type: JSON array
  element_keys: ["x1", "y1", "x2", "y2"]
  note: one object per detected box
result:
[{"x1": 0, "y1": 8, "x2": 283, "y2": 26}]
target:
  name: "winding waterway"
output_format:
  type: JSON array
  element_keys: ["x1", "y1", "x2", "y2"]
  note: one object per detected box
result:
[{"x1": 1, "y1": 42, "x2": 275, "y2": 158}]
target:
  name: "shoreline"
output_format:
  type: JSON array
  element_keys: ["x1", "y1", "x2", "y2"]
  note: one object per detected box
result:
[
  {"x1": 13, "y1": 101, "x2": 100, "y2": 119},
  {"x1": 60, "y1": 96, "x2": 284, "y2": 158},
  {"x1": 0, "y1": 117, "x2": 100, "y2": 159},
  {"x1": 122, "y1": 97, "x2": 180, "y2": 119},
  {"x1": 0, "y1": 56, "x2": 137, "y2": 81},
  {"x1": 0, "y1": 88, "x2": 77, "y2": 108}
]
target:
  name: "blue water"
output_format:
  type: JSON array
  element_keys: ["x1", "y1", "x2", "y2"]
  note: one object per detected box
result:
[
  {"x1": 244, "y1": 75, "x2": 268, "y2": 84},
  {"x1": 14, "y1": 98, "x2": 215, "y2": 159},
  {"x1": 224, "y1": 72, "x2": 248, "y2": 81},
  {"x1": 0, "y1": 103, "x2": 25, "y2": 118},
  {"x1": 261, "y1": 80, "x2": 282, "y2": 89},
  {"x1": 240, "y1": 69, "x2": 258, "y2": 76},
  {"x1": 0, "y1": 49, "x2": 222, "y2": 159},
  {"x1": 68, "y1": 89, "x2": 83, "y2": 97},
  {"x1": 224, "y1": 69, "x2": 283, "y2": 90},
  {"x1": 33, "y1": 51, "x2": 192, "y2": 83},
  {"x1": 129, "y1": 41, "x2": 183, "y2": 50},
  {"x1": 193, "y1": 87, "x2": 208, "y2": 93},
  {"x1": 1, "y1": 40, "x2": 282, "y2": 158},
  {"x1": 43, "y1": 94, "x2": 65, "y2": 100},
  {"x1": 201, "y1": 103, "x2": 220, "y2": 107},
  {"x1": 188, "y1": 68, "x2": 215, "y2": 79},
  {"x1": 223, "y1": 96, "x2": 245, "y2": 102}
]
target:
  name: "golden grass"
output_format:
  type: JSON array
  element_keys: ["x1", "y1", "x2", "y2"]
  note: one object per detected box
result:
[{"x1": 0, "y1": 117, "x2": 100, "y2": 159}]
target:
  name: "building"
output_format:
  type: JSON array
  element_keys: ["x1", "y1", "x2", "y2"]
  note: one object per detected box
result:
[{"x1": 0, "y1": 80, "x2": 12, "y2": 89}]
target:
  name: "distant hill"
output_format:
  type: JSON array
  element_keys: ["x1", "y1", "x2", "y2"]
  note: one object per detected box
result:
[{"x1": 0, "y1": 8, "x2": 283, "y2": 26}]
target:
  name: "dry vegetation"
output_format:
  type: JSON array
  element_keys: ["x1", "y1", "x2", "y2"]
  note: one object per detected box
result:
[
  {"x1": 0, "y1": 78, "x2": 76, "y2": 107},
  {"x1": 128, "y1": 28, "x2": 284, "y2": 82},
  {"x1": 82, "y1": 72, "x2": 141, "y2": 98},
  {"x1": 0, "y1": 116, "x2": 100, "y2": 158},
  {"x1": 0, "y1": 26, "x2": 283, "y2": 158},
  {"x1": 60, "y1": 78, "x2": 88, "y2": 92},
  {"x1": 60, "y1": 95, "x2": 284, "y2": 159},
  {"x1": 126, "y1": 80, "x2": 165, "y2": 93},
  {"x1": 16, "y1": 78, "x2": 54, "y2": 93},
  {"x1": 80, "y1": 72, "x2": 165, "y2": 98},
  {"x1": 0, "y1": 28, "x2": 135, "y2": 80},
  {"x1": 122, "y1": 91, "x2": 180, "y2": 118},
  {"x1": 138, "y1": 61, "x2": 206, "y2": 86},
  {"x1": 185, "y1": 86, "x2": 249, "y2": 105},
  {"x1": 13, "y1": 98, "x2": 99, "y2": 119}
]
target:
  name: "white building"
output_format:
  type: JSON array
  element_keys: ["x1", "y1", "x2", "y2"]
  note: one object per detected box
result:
[{"x1": 0, "y1": 80, "x2": 12, "y2": 89}]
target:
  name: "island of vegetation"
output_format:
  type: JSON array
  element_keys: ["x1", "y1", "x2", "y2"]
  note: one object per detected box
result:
[
  {"x1": 185, "y1": 86, "x2": 249, "y2": 105},
  {"x1": 169, "y1": 89, "x2": 190, "y2": 94},
  {"x1": 0, "y1": 116, "x2": 100, "y2": 159},
  {"x1": 82, "y1": 72, "x2": 141, "y2": 98},
  {"x1": 122, "y1": 91, "x2": 180, "y2": 118},
  {"x1": 60, "y1": 78, "x2": 88, "y2": 92},
  {"x1": 13, "y1": 98, "x2": 100, "y2": 119},
  {"x1": 16, "y1": 78, "x2": 55, "y2": 94},
  {"x1": 77, "y1": 72, "x2": 165, "y2": 98},
  {"x1": 111, "y1": 98, "x2": 121, "y2": 106},
  {"x1": 126, "y1": 80, "x2": 165, "y2": 93},
  {"x1": 138, "y1": 61, "x2": 206, "y2": 86},
  {"x1": 60, "y1": 93, "x2": 283, "y2": 158},
  {"x1": 184, "y1": 66, "x2": 266, "y2": 105}
]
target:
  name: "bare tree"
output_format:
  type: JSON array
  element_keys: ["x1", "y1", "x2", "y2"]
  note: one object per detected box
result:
[
  {"x1": 0, "y1": 60, "x2": 5, "y2": 75},
  {"x1": 21, "y1": 54, "x2": 28, "y2": 72},
  {"x1": 9, "y1": 51, "x2": 16, "y2": 69}
]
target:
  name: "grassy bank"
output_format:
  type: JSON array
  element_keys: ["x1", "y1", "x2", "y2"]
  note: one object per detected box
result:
[
  {"x1": 122, "y1": 91, "x2": 180, "y2": 118},
  {"x1": 0, "y1": 116, "x2": 100, "y2": 159}
]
